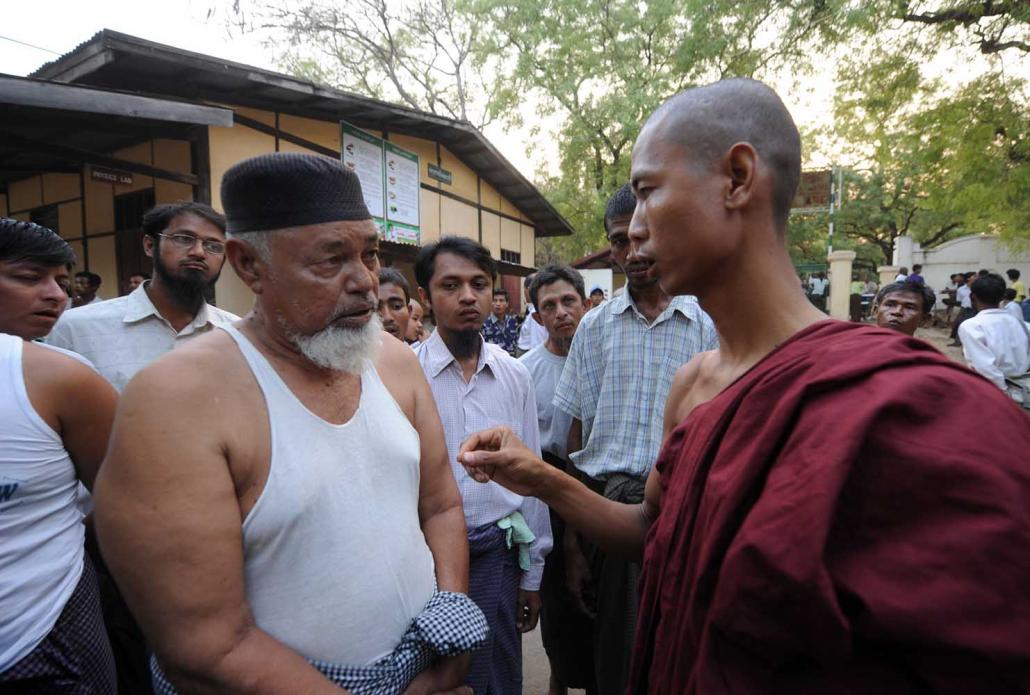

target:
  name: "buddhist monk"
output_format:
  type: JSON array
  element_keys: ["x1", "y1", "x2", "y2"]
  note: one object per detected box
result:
[{"x1": 459, "y1": 78, "x2": 1030, "y2": 693}]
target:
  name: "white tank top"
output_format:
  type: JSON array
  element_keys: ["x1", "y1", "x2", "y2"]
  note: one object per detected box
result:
[
  {"x1": 0, "y1": 334, "x2": 84, "y2": 671},
  {"x1": 223, "y1": 325, "x2": 436, "y2": 665}
]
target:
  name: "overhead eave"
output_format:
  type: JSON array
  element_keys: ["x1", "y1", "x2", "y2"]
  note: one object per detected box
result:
[{"x1": 0, "y1": 73, "x2": 232, "y2": 127}]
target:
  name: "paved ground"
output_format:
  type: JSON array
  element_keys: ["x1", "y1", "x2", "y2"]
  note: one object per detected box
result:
[{"x1": 520, "y1": 320, "x2": 968, "y2": 694}]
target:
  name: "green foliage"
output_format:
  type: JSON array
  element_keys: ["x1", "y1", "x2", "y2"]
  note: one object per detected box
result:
[
  {"x1": 820, "y1": 45, "x2": 1029, "y2": 263},
  {"x1": 464, "y1": 0, "x2": 850, "y2": 260}
]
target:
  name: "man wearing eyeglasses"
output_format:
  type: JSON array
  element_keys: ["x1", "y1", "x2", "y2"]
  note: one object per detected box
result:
[
  {"x1": 46, "y1": 200, "x2": 238, "y2": 694},
  {"x1": 49, "y1": 201, "x2": 238, "y2": 393}
]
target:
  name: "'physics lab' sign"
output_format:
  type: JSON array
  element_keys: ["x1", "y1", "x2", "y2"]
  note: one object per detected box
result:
[{"x1": 341, "y1": 122, "x2": 420, "y2": 245}]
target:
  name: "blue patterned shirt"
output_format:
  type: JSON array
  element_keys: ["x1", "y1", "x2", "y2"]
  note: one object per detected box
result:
[
  {"x1": 552, "y1": 292, "x2": 718, "y2": 480},
  {"x1": 481, "y1": 314, "x2": 519, "y2": 355}
]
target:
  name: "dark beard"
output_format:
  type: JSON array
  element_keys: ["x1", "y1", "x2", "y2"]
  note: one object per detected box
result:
[
  {"x1": 442, "y1": 328, "x2": 481, "y2": 359},
  {"x1": 153, "y1": 253, "x2": 220, "y2": 315}
]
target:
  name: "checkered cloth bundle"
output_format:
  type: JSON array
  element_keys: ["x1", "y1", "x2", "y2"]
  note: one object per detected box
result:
[{"x1": 151, "y1": 590, "x2": 488, "y2": 694}]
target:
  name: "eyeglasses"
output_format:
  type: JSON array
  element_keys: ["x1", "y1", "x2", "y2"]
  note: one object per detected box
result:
[{"x1": 157, "y1": 233, "x2": 225, "y2": 255}]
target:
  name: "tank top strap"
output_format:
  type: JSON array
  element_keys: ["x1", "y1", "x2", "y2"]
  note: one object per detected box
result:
[{"x1": 219, "y1": 323, "x2": 296, "y2": 406}]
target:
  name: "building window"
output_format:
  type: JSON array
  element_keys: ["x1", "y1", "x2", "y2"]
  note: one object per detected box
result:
[
  {"x1": 500, "y1": 248, "x2": 521, "y2": 264},
  {"x1": 30, "y1": 205, "x2": 59, "y2": 234}
]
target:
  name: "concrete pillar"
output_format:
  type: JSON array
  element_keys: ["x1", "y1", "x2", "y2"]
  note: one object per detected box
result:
[
  {"x1": 828, "y1": 250, "x2": 857, "y2": 320},
  {"x1": 878, "y1": 265, "x2": 900, "y2": 287},
  {"x1": 893, "y1": 235, "x2": 914, "y2": 269}
]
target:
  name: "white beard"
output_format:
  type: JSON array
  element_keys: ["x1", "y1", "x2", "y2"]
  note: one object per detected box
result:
[{"x1": 288, "y1": 313, "x2": 383, "y2": 374}]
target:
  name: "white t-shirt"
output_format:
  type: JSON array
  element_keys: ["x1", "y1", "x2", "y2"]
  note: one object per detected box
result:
[
  {"x1": 520, "y1": 344, "x2": 573, "y2": 462},
  {"x1": 958, "y1": 309, "x2": 1030, "y2": 390}
]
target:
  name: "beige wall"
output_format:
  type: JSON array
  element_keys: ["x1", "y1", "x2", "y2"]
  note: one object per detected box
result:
[
  {"x1": 209, "y1": 123, "x2": 276, "y2": 315},
  {"x1": 5, "y1": 137, "x2": 195, "y2": 300}
]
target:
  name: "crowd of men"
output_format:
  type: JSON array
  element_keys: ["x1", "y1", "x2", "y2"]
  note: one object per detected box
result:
[{"x1": 1, "y1": 77, "x2": 1029, "y2": 695}]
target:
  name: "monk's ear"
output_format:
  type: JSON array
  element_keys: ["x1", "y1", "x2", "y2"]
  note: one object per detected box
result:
[
  {"x1": 226, "y1": 238, "x2": 267, "y2": 295},
  {"x1": 723, "y1": 142, "x2": 757, "y2": 213}
]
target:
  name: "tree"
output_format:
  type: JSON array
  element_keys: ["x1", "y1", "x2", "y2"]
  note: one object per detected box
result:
[
  {"x1": 469, "y1": 0, "x2": 851, "y2": 256},
  {"x1": 875, "y1": 0, "x2": 1029, "y2": 55},
  {"x1": 823, "y1": 50, "x2": 1029, "y2": 263},
  {"x1": 228, "y1": 0, "x2": 500, "y2": 128}
]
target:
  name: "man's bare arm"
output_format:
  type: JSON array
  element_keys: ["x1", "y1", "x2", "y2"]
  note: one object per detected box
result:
[
  {"x1": 94, "y1": 359, "x2": 345, "y2": 695},
  {"x1": 459, "y1": 428, "x2": 659, "y2": 560},
  {"x1": 406, "y1": 351, "x2": 469, "y2": 594},
  {"x1": 23, "y1": 343, "x2": 117, "y2": 490}
]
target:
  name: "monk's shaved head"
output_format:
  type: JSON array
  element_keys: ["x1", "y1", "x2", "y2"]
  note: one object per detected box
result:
[{"x1": 642, "y1": 78, "x2": 801, "y2": 227}]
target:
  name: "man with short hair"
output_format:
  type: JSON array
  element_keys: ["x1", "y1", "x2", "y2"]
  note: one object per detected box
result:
[
  {"x1": 459, "y1": 78, "x2": 1030, "y2": 692},
  {"x1": 958, "y1": 273, "x2": 1030, "y2": 390},
  {"x1": 72, "y1": 270, "x2": 103, "y2": 306},
  {"x1": 0, "y1": 218, "x2": 118, "y2": 693},
  {"x1": 873, "y1": 280, "x2": 936, "y2": 336},
  {"x1": 408, "y1": 298, "x2": 427, "y2": 345},
  {"x1": 588, "y1": 286, "x2": 605, "y2": 308},
  {"x1": 551, "y1": 183, "x2": 718, "y2": 695},
  {"x1": 483, "y1": 287, "x2": 519, "y2": 355},
  {"x1": 948, "y1": 271, "x2": 977, "y2": 346},
  {"x1": 907, "y1": 264, "x2": 925, "y2": 285},
  {"x1": 414, "y1": 237, "x2": 552, "y2": 694},
  {"x1": 1002, "y1": 288, "x2": 1024, "y2": 320},
  {"x1": 1007, "y1": 268, "x2": 1026, "y2": 302},
  {"x1": 894, "y1": 266, "x2": 909, "y2": 282},
  {"x1": 95, "y1": 153, "x2": 484, "y2": 694},
  {"x1": 516, "y1": 274, "x2": 549, "y2": 356},
  {"x1": 49, "y1": 201, "x2": 238, "y2": 392},
  {"x1": 377, "y1": 267, "x2": 412, "y2": 342},
  {"x1": 127, "y1": 272, "x2": 148, "y2": 294},
  {"x1": 519, "y1": 266, "x2": 595, "y2": 695}
]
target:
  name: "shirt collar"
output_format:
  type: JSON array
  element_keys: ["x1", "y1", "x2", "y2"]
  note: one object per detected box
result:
[
  {"x1": 609, "y1": 290, "x2": 701, "y2": 324},
  {"x1": 122, "y1": 281, "x2": 213, "y2": 332},
  {"x1": 423, "y1": 329, "x2": 497, "y2": 379}
]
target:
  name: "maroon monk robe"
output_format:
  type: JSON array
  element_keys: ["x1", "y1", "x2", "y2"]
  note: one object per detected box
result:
[{"x1": 631, "y1": 320, "x2": 1030, "y2": 694}]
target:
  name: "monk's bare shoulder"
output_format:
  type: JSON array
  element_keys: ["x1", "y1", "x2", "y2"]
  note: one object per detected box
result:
[{"x1": 664, "y1": 350, "x2": 718, "y2": 435}]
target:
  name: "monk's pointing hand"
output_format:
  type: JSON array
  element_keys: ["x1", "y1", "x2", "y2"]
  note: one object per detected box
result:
[{"x1": 458, "y1": 426, "x2": 547, "y2": 497}]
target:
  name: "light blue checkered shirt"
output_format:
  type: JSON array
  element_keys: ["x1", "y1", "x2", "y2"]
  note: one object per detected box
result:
[
  {"x1": 552, "y1": 292, "x2": 718, "y2": 480},
  {"x1": 415, "y1": 331, "x2": 553, "y2": 591}
]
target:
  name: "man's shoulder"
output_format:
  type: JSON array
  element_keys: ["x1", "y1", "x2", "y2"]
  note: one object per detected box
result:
[
  {"x1": 487, "y1": 343, "x2": 531, "y2": 380},
  {"x1": 125, "y1": 328, "x2": 238, "y2": 396},
  {"x1": 53, "y1": 295, "x2": 130, "y2": 330},
  {"x1": 205, "y1": 303, "x2": 241, "y2": 325}
]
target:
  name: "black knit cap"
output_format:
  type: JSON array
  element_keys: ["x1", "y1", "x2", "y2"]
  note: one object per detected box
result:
[{"x1": 221, "y1": 152, "x2": 371, "y2": 234}]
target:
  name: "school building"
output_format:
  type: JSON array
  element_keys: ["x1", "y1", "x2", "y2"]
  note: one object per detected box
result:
[{"x1": 0, "y1": 30, "x2": 573, "y2": 316}]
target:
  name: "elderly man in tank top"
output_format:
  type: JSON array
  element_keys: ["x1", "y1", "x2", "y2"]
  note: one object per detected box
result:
[
  {"x1": 94, "y1": 153, "x2": 486, "y2": 695},
  {"x1": 0, "y1": 218, "x2": 118, "y2": 692}
]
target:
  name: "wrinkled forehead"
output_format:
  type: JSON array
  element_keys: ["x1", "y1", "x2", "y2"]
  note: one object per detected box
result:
[
  {"x1": 881, "y1": 290, "x2": 923, "y2": 306},
  {"x1": 274, "y1": 219, "x2": 379, "y2": 256}
]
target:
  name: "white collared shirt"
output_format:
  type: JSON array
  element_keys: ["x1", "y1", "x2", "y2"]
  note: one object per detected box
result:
[
  {"x1": 47, "y1": 282, "x2": 239, "y2": 392},
  {"x1": 958, "y1": 309, "x2": 1030, "y2": 390},
  {"x1": 516, "y1": 304, "x2": 548, "y2": 352},
  {"x1": 415, "y1": 331, "x2": 552, "y2": 590}
]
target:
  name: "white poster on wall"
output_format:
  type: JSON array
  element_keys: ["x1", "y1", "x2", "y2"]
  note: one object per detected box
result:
[
  {"x1": 341, "y1": 122, "x2": 385, "y2": 228},
  {"x1": 384, "y1": 141, "x2": 421, "y2": 245}
]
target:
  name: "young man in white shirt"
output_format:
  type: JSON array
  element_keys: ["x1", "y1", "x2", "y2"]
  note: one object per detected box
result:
[
  {"x1": 958, "y1": 273, "x2": 1030, "y2": 390},
  {"x1": 518, "y1": 266, "x2": 593, "y2": 695},
  {"x1": 414, "y1": 236, "x2": 552, "y2": 695},
  {"x1": 949, "y1": 271, "x2": 976, "y2": 346}
]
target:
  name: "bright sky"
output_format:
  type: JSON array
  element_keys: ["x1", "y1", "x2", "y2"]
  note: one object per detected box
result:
[{"x1": 1, "y1": 0, "x2": 1018, "y2": 180}]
